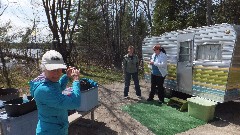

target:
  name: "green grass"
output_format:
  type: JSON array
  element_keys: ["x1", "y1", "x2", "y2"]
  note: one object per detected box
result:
[
  {"x1": 79, "y1": 65, "x2": 124, "y2": 84},
  {"x1": 78, "y1": 64, "x2": 144, "y2": 84},
  {"x1": 122, "y1": 100, "x2": 206, "y2": 135}
]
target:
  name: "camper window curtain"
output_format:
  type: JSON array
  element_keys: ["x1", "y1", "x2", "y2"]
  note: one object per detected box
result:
[{"x1": 196, "y1": 44, "x2": 221, "y2": 60}]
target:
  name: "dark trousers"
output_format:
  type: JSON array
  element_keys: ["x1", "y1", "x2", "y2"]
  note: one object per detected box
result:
[
  {"x1": 124, "y1": 72, "x2": 141, "y2": 97},
  {"x1": 149, "y1": 74, "x2": 165, "y2": 102}
]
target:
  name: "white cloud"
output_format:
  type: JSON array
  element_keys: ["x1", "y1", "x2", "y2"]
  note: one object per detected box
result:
[
  {"x1": 2, "y1": 0, "x2": 46, "y2": 25},
  {"x1": 0, "y1": 0, "x2": 50, "y2": 42}
]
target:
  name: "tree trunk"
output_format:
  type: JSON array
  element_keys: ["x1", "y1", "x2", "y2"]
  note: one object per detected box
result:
[
  {"x1": 0, "y1": 45, "x2": 11, "y2": 87},
  {"x1": 206, "y1": 0, "x2": 212, "y2": 25}
]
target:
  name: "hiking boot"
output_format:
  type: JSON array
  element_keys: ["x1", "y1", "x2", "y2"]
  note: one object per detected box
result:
[
  {"x1": 137, "y1": 96, "x2": 143, "y2": 100},
  {"x1": 124, "y1": 96, "x2": 129, "y2": 99}
]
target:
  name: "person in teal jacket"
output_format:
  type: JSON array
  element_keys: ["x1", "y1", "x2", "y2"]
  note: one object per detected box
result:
[{"x1": 29, "y1": 50, "x2": 81, "y2": 135}]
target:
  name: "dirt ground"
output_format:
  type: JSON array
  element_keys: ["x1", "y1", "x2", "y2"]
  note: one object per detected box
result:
[{"x1": 69, "y1": 80, "x2": 240, "y2": 135}]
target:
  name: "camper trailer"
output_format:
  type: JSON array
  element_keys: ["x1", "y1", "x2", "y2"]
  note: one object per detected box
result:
[{"x1": 142, "y1": 23, "x2": 240, "y2": 103}]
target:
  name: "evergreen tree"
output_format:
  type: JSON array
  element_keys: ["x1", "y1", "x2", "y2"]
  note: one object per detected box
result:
[
  {"x1": 212, "y1": 0, "x2": 240, "y2": 24},
  {"x1": 152, "y1": 0, "x2": 207, "y2": 35},
  {"x1": 74, "y1": 0, "x2": 107, "y2": 66}
]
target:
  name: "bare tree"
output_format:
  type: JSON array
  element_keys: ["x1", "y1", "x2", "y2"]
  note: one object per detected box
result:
[
  {"x1": 0, "y1": 0, "x2": 8, "y2": 16},
  {"x1": 0, "y1": 22, "x2": 12, "y2": 87},
  {"x1": 42, "y1": 0, "x2": 81, "y2": 65},
  {"x1": 206, "y1": 0, "x2": 212, "y2": 25},
  {"x1": 0, "y1": 1, "x2": 11, "y2": 87},
  {"x1": 136, "y1": 0, "x2": 152, "y2": 29}
]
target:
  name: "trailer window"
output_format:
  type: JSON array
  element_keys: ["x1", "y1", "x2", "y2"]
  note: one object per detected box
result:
[
  {"x1": 196, "y1": 44, "x2": 221, "y2": 60},
  {"x1": 179, "y1": 41, "x2": 190, "y2": 62}
]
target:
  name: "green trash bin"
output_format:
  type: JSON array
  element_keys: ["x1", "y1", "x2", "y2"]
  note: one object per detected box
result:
[{"x1": 187, "y1": 97, "x2": 218, "y2": 122}]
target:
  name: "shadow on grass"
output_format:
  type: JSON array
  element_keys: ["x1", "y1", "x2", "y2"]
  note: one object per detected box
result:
[
  {"x1": 143, "y1": 98, "x2": 240, "y2": 128},
  {"x1": 138, "y1": 98, "x2": 187, "y2": 112},
  {"x1": 138, "y1": 100, "x2": 163, "y2": 106},
  {"x1": 122, "y1": 98, "x2": 206, "y2": 135}
]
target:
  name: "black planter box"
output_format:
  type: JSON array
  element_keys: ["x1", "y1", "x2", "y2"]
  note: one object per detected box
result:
[
  {"x1": 4, "y1": 96, "x2": 37, "y2": 117},
  {"x1": 0, "y1": 88, "x2": 19, "y2": 101}
]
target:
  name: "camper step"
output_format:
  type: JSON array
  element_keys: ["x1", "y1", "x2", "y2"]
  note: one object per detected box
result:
[{"x1": 167, "y1": 97, "x2": 188, "y2": 111}]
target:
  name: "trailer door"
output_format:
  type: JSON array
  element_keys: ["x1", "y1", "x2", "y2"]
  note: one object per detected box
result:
[{"x1": 177, "y1": 33, "x2": 194, "y2": 95}]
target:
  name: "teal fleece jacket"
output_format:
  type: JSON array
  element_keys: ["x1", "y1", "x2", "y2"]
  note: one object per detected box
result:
[{"x1": 29, "y1": 73, "x2": 81, "y2": 135}]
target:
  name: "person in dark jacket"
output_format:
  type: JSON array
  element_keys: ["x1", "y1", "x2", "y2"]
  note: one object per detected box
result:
[
  {"x1": 29, "y1": 50, "x2": 81, "y2": 135},
  {"x1": 122, "y1": 46, "x2": 142, "y2": 99}
]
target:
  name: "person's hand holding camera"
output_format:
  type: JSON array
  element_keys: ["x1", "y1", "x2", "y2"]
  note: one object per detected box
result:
[{"x1": 66, "y1": 66, "x2": 80, "y2": 81}]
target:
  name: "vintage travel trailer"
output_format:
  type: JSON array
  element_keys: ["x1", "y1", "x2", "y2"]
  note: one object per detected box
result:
[{"x1": 142, "y1": 23, "x2": 240, "y2": 103}]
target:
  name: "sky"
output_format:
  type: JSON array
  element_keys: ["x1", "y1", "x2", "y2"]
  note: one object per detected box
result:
[
  {"x1": 0, "y1": 0, "x2": 156, "y2": 43},
  {"x1": 0, "y1": 0, "x2": 51, "y2": 42}
]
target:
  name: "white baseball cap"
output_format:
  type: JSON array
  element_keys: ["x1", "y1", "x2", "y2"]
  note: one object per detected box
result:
[{"x1": 41, "y1": 50, "x2": 67, "y2": 70}]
